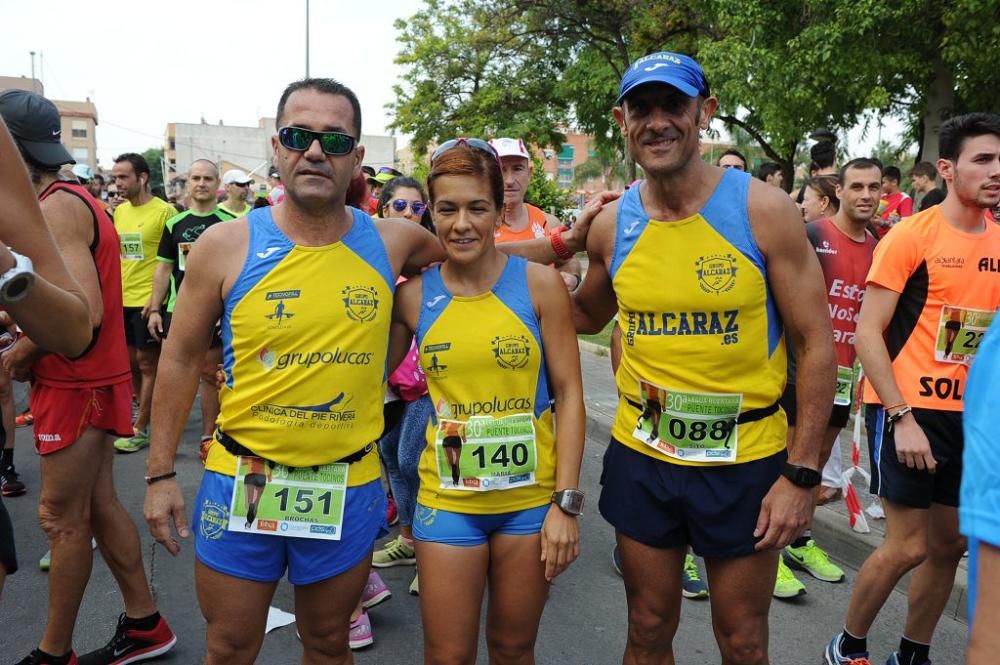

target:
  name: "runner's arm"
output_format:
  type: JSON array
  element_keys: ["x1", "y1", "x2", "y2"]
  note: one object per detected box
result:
[
  {"x1": 751, "y1": 183, "x2": 834, "y2": 470},
  {"x1": 148, "y1": 229, "x2": 225, "y2": 475},
  {"x1": 147, "y1": 262, "x2": 172, "y2": 340},
  {"x1": 543, "y1": 212, "x2": 582, "y2": 288},
  {"x1": 969, "y1": 542, "x2": 1000, "y2": 664},
  {"x1": 529, "y1": 263, "x2": 585, "y2": 580},
  {"x1": 387, "y1": 278, "x2": 421, "y2": 375},
  {"x1": 1, "y1": 191, "x2": 104, "y2": 374},
  {"x1": 855, "y1": 284, "x2": 905, "y2": 410},
  {"x1": 0, "y1": 120, "x2": 90, "y2": 355},
  {"x1": 500, "y1": 192, "x2": 619, "y2": 266},
  {"x1": 571, "y1": 202, "x2": 618, "y2": 334},
  {"x1": 377, "y1": 217, "x2": 445, "y2": 279}
]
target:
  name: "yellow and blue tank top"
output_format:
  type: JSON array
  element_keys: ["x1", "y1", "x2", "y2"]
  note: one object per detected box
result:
[
  {"x1": 415, "y1": 256, "x2": 556, "y2": 513},
  {"x1": 610, "y1": 169, "x2": 787, "y2": 466},
  {"x1": 205, "y1": 207, "x2": 393, "y2": 485}
]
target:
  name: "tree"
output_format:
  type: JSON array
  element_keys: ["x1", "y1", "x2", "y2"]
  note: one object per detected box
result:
[
  {"x1": 525, "y1": 158, "x2": 575, "y2": 219},
  {"x1": 142, "y1": 147, "x2": 164, "y2": 191}
]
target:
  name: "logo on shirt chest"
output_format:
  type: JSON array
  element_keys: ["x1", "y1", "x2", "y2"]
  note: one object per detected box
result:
[
  {"x1": 492, "y1": 335, "x2": 531, "y2": 370},
  {"x1": 264, "y1": 290, "x2": 300, "y2": 328},
  {"x1": 695, "y1": 254, "x2": 738, "y2": 294},
  {"x1": 423, "y1": 342, "x2": 451, "y2": 378},
  {"x1": 342, "y1": 285, "x2": 379, "y2": 323}
]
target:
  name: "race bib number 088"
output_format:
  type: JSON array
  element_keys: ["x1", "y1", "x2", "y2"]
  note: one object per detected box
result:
[{"x1": 631, "y1": 380, "x2": 742, "y2": 463}]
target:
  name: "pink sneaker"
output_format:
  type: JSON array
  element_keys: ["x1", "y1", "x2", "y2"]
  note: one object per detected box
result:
[
  {"x1": 349, "y1": 611, "x2": 374, "y2": 650},
  {"x1": 362, "y1": 570, "x2": 392, "y2": 609},
  {"x1": 386, "y1": 495, "x2": 398, "y2": 526}
]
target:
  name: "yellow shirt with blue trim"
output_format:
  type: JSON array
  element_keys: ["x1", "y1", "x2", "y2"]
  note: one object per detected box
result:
[
  {"x1": 610, "y1": 169, "x2": 787, "y2": 465},
  {"x1": 415, "y1": 256, "x2": 556, "y2": 513},
  {"x1": 205, "y1": 207, "x2": 392, "y2": 486}
]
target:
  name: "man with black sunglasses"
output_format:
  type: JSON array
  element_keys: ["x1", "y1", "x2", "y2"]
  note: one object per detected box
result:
[
  {"x1": 220, "y1": 169, "x2": 253, "y2": 218},
  {"x1": 143, "y1": 77, "x2": 593, "y2": 664}
]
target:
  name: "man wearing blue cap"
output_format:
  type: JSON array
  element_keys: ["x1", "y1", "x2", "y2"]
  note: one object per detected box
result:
[{"x1": 571, "y1": 51, "x2": 836, "y2": 663}]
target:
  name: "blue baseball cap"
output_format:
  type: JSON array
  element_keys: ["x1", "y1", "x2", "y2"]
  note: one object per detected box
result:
[{"x1": 617, "y1": 52, "x2": 710, "y2": 103}]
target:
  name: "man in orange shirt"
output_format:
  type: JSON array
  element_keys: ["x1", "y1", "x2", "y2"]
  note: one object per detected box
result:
[
  {"x1": 826, "y1": 112, "x2": 1000, "y2": 665},
  {"x1": 489, "y1": 137, "x2": 582, "y2": 290}
]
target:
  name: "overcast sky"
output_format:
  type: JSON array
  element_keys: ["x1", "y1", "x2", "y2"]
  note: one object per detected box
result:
[
  {"x1": 0, "y1": 0, "x2": 424, "y2": 166},
  {"x1": 1, "y1": 0, "x2": 901, "y2": 169}
]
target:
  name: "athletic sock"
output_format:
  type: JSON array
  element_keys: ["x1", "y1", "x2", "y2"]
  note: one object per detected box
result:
[
  {"x1": 792, "y1": 531, "x2": 812, "y2": 549},
  {"x1": 839, "y1": 628, "x2": 867, "y2": 655},
  {"x1": 1, "y1": 447, "x2": 13, "y2": 468},
  {"x1": 123, "y1": 611, "x2": 161, "y2": 631},
  {"x1": 898, "y1": 636, "x2": 930, "y2": 664},
  {"x1": 32, "y1": 648, "x2": 74, "y2": 664}
]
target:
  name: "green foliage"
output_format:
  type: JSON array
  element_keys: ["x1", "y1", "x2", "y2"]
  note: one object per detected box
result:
[
  {"x1": 389, "y1": 0, "x2": 1000, "y2": 188},
  {"x1": 525, "y1": 158, "x2": 575, "y2": 219},
  {"x1": 143, "y1": 148, "x2": 164, "y2": 190}
]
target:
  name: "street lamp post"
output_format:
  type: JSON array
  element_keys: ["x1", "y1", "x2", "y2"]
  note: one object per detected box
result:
[{"x1": 305, "y1": 0, "x2": 310, "y2": 78}]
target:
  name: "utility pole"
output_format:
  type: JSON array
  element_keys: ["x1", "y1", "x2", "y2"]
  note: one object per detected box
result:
[
  {"x1": 29, "y1": 51, "x2": 37, "y2": 92},
  {"x1": 305, "y1": 0, "x2": 310, "y2": 78}
]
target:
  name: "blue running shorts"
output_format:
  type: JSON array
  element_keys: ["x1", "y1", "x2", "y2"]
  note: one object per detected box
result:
[
  {"x1": 194, "y1": 471, "x2": 387, "y2": 585},
  {"x1": 412, "y1": 502, "x2": 549, "y2": 547}
]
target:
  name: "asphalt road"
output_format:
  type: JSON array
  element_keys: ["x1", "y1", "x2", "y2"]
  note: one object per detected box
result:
[{"x1": 1, "y1": 385, "x2": 969, "y2": 664}]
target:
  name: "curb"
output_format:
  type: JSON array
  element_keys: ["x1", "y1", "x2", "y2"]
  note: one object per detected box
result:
[{"x1": 577, "y1": 343, "x2": 969, "y2": 624}]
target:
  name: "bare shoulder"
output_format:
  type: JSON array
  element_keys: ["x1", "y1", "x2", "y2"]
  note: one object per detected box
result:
[
  {"x1": 745, "y1": 177, "x2": 806, "y2": 257},
  {"x1": 586, "y1": 198, "x2": 620, "y2": 260},
  {"x1": 525, "y1": 259, "x2": 563, "y2": 292},
  {"x1": 199, "y1": 215, "x2": 249, "y2": 246},
  {"x1": 39, "y1": 188, "x2": 92, "y2": 233}
]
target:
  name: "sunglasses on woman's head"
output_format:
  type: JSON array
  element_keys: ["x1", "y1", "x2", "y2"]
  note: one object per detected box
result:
[{"x1": 430, "y1": 137, "x2": 502, "y2": 170}]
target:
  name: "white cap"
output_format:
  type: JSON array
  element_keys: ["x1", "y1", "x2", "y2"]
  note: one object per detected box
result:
[
  {"x1": 489, "y1": 137, "x2": 530, "y2": 160},
  {"x1": 71, "y1": 164, "x2": 94, "y2": 182},
  {"x1": 222, "y1": 169, "x2": 253, "y2": 185}
]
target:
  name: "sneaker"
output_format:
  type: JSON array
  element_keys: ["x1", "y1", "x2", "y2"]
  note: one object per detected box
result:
[
  {"x1": 611, "y1": 544, "x2": 623, "y2": 577},
  {"x1": 40, "y1": 538, "x2": 96, "y2": 572},
  {"x1": 823, "y1": 633, "x2": 872, "y2": 665},
  {"x1": 361, "y1": 571, "x2": 392, "y2": 609},
  {"x1": 14, "y1": 650, "x2": 78, "y2": 664},
  {"x1": 386, "y1": 494, "x2": 398, "y2": 526},
  {"x1": 681, "y1": 554, "x2": 709, "y2": 599},
  {"x1": 1, "y1": 464, "x2": 26, "y2": 496},
  {"x1": 371, "y1": 535, "x2": 416, "y2": 568},
  {"x1": 348, "y1": 611, "x2": 374, "y2": 650},
  {"x1": 773, "y1": 556, "x2": 806, "y2": 598},
  {"x1": 785, "y1": 539, "x2": 845, "y2": 583},
  {"x1": 15, "y1": 409, "x2": 33, "y2": 428},
  {"x1": 409, "y1": 571, "x2": 419, "y2": 596},
  {"x1": 77, "y1": 612, "x2": 176, "y2": 664},
  {"x1": 113, "y1": 430, "x2": 149, "y2": 454},
  {"x1": 885, "y1": 653, "x2": 930, "y2": 665}
]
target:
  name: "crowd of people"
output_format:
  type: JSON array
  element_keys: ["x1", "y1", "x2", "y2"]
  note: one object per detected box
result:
[{"x1": 0, "y1": 48, "x2": 997, "y2": 665}]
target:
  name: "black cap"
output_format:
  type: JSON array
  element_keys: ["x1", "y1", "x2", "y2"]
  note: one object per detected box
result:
[
  {"x1": 268, "y1": 165, "x2": 280, "y2": 179},
  {"x1": 0, "y1": 89, "x2": 74, "y2": 167}
]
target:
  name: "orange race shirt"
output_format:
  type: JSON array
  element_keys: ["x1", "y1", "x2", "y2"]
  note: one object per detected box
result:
[
  {"x1": 863, "y1": 207, "x2": 1000, "y2": 411},
  {"x1": 494, "y1": 204, "x2": 551, "y2": 244}
]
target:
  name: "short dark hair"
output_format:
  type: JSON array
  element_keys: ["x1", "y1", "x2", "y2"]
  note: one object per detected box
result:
[
  {"x1": 377, "y1": 176, "x2": 426, "y2": 217},
  {"x1": 838, "y1": 157, "x2": 882, "y2": 183},
  {"x1": 717, "y1": 149, "x2": 747, "y2": 169},
  {"x1": 114, "y1": 152, "x2": 150, "y2": 180},
  {"x1": 276, "y1": 78, "x2": 362, "y2": 138},
  {"x1": 92, "y1": 173, "x2": 105, "y2": 185},
  {"x1": 810, "y1": 140, "x2": 837, "y2": 170},
  {"x1": 883, "y1": 166, "x2": 902, "y2": 184},
  {"x1": 910, "y1": 161, "x2": 937, "y2": 180},
  {"x1": 756, "y1": 162, "x2": 781, "y2": 181},
  {"x1": 939, "y1": 112, "x2": 1000, "y2": 161}
]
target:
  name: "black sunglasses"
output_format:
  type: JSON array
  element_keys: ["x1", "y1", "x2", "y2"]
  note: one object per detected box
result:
[
  {"x1": 390, "y1": 199, "x2": 427, "y2": 216},
  {"x1": 278, "y1": 126, "x2": 356, "y2": 156}
]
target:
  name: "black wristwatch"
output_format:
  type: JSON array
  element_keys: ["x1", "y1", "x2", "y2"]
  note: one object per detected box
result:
[{"x1": 781, "y1": 463, "x2": 821, "y2": 489}]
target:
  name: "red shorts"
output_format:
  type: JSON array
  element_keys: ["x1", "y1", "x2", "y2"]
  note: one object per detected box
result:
[{"x1": 30, "y1": 380, "x2": 134, "y2": 455}]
